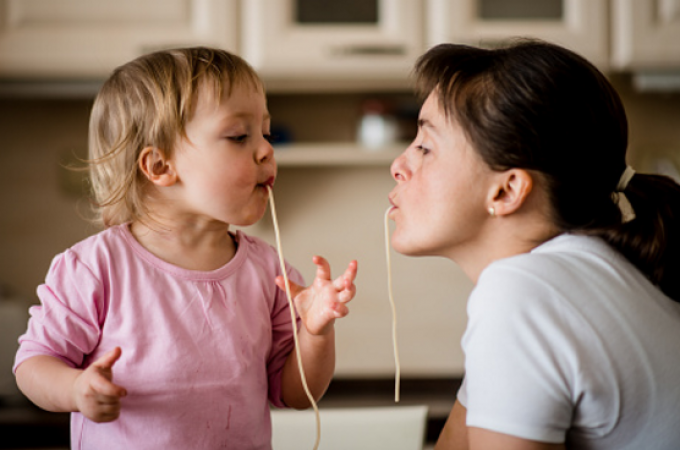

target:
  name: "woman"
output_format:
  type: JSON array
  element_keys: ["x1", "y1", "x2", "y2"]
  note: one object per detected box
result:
[{"x1": 388, "y1": 40, "x2": 680, "y2": 449}]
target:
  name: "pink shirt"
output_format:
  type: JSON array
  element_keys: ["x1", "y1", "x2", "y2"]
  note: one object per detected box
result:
[{"x1": 14, "y1": 224, "x2": 303, "y2": 450}]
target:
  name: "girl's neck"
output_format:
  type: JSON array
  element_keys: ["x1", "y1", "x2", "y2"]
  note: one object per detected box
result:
[{"x1": 129, "y1": 220, "x2": 237, "y2": 271}]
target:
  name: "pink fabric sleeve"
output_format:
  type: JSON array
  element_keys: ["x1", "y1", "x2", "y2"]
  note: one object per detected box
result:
[{"x1": 14, "y1": 250, "x2": 104, "y2": 372}]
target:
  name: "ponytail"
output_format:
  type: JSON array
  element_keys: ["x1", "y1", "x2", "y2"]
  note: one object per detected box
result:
[{"x1": 593, "y1": 173, "x2": 680, "y2": 302}]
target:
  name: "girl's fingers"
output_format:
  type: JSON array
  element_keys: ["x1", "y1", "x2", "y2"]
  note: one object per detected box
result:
[
  {"x1": 338, "y1": 288, "x2": 355, "y2": 303},
  {"x1": 91, "y1": 374, "x2": 127, "y2": 398},
  {"x1": 333, "y1": 260, "x2": 358, "y2": 290},
  {"x1": 92, "y1": 347, "x2": 122, "y2": 371},
  {"x1": 313, "y1": 256, "x2": 332, "y2": 281},
  {"x1": 343, "y1": 260, "x2": 358, "y2": 282},
  {"x1": 275, "y1": 276, "x2": 304, "y2": 298},
  {"x1": 332, "y1": 304, "x2": 349, "y2": 318}
]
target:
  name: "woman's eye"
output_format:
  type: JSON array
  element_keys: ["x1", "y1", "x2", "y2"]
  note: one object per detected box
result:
[
  {"x1": 229, "y1": 135, "x2": 248, "y2": 143},
  {"x1": 416, "y1": 145, "x2": 430, "y2": 155}
]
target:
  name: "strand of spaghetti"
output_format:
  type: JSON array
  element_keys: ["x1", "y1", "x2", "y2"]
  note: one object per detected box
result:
[
  {"x1": 267, "y1": 185, "x2": 321, "y2": 450},
  {"x1": 384, "y1": 207, "x2": 401, "y2": 402}
]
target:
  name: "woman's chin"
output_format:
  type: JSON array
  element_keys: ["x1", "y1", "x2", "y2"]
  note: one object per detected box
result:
[{"x1": 391, "y1": 237, "x2": 431, "y2": 257}]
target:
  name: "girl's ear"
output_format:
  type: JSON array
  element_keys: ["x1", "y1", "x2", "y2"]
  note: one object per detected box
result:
[
  {"x1": 487, "y1": 169, "x2": 533, "y2": 216},
  {"x1": 138, "y1": 147, "x2": 177, "y2": 187}
]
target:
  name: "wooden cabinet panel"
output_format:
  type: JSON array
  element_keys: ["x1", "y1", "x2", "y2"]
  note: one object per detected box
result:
[
  {"x1": 612, "y1": 0, "x2": 680, "y2": 69},
  {"x1": 427, "y1": 0, "x2": 609, "y2": 69},
  {"x1": 241, "y1": 0, "x2": 424, "y2": 83},
  {"x1": 0, "y1": 0, "x2": 238, "y2": 78}
]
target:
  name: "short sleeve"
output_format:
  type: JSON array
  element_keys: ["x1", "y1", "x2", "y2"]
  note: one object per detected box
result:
[
  {"x1": 13, "y1": 250, "x2": 105, "y2": 372},
  {"x1": 266, "y1": 262, "x2": 304, "y2": 408},
  {"x1": 462, "y1": 262, "x2": 577, "y2": 443}
]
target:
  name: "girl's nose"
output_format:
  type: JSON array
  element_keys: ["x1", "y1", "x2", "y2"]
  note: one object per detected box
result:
[{"x1": 256, "y1": 138, "x2": 274, "y2": 165}]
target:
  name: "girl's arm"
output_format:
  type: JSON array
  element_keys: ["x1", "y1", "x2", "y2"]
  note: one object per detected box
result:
[
  {"x1": 436, "y1": 400, "x2": 565, "y2": 450},
  {"x1": 15, "y1": 348, "x2": 127, "y2": 423},
  {"x1": 280, "y1": 327, "x2": 336, "y2": 408},
  {"x1": 276, "y1": 256, "x2": 357, "y2": 408}
]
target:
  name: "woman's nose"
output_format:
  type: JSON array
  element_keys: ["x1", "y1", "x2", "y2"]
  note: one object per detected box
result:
[{"x1": 391, "y1": 151, "x2": 409, "y2": 182}]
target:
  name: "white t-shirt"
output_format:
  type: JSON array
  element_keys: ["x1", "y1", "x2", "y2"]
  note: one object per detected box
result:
[{"x1": 458, "y1": 234, "x2": 680, "y2": 449}]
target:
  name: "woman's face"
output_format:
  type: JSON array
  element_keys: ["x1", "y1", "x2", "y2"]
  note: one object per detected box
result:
[{"x1": 388, "y1": 91, "x2": 495, "y2": 259}]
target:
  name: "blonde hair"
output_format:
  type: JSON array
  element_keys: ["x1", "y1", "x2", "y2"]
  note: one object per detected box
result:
[{"x1": 87, "y1": 47, "x2": 263, "y2": 227}]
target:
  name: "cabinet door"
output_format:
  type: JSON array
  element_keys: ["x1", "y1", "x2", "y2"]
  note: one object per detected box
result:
[
  {"x1": 0, "y1": 0, "x2": 238, "y2": 78},
  {"x1": 612, "y1": 0, "x2": 680, "y2": 69},
  {"x1": 427, "y1": 0, "x2": 608, "y2": 68},
  {"x1": 241, "y1": 0, "x2": 424, "y2": 85}
]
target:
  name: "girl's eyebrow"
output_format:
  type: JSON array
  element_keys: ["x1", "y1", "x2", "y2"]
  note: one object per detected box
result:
[{"x1": 216, "y1": 111, "x2": 271, "y2": 126}]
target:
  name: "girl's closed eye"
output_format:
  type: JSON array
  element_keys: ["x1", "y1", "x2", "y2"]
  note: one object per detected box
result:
[{"x1": 229, "y1": 134, "x2": 248, "y2": 144}]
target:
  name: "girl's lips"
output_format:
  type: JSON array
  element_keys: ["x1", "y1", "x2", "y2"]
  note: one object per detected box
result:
[{"x1": 258, "y1": 176, "x2": 276, "y2": 190}]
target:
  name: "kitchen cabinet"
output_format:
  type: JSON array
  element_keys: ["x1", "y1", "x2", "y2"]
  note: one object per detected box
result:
[
  {"x1": 240, "y1": 0, "x2": 424, "y2": 87},
  {"x1": 426, "y1": 0, "x2": 609, "y2": 69},
  {"x1": 0, "y1": 0, "x2": 238, "y2": 78},
  {"x1": 612, "y1": 0, "x2": 680, "y2": 70},
  {"x1": 2, "y1": 0, "x2": 679, "y2": 84}
]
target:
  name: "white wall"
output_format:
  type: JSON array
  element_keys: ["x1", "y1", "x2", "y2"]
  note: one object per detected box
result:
[{"x1": 1, "y1": 77, "x2": 680, "y2": 377}]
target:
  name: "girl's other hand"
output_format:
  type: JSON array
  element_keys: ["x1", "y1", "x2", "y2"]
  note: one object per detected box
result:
[
  {"x1": 72, "y1": 347, "x2": 127, "y2": 423},
  {"x1": 275, "y1": 256, "x2": 358, "y2": 336}
]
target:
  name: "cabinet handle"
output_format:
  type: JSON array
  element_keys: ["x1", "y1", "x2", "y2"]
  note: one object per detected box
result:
[{"x1": 332, "y1": 45, "x2": 406, "y2": 56}]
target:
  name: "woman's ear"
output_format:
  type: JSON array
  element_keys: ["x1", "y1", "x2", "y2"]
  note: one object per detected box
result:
[
  {"x1": 488, "y1": 169, "x2": 533, "y2": 216},
  {"x1": 138, "y1": 147, "x2": 177, "y2": 187}
]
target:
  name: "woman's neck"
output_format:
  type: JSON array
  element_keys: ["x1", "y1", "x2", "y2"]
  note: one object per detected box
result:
[{"x1": 451, "y1": 211, "x2": 560, "y2": 284}]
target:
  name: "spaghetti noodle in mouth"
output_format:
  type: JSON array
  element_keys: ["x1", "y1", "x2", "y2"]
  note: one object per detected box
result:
[
  {"x1": 385, "y1": 207, "x2": 401, "y2": 403},
  {"x1": 267, "y1": 185, "x2": 321, "y2": 450}
]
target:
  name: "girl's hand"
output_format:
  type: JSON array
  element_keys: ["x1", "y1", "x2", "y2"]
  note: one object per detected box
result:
[
  {"x1": 276, "y1": 256, "x2": 358, "y2": 336},
  {"x1": 72, "y1": 347, "x2": 127, "y2": 423}
]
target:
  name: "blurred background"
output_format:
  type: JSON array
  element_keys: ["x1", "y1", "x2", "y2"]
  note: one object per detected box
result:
[{"x1": 1, "y1": 0, "x2": 679, "y2": 448}]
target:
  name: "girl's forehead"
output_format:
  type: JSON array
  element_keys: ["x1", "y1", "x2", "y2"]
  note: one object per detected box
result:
[{"x1": 193, "y1": 80, "x2": 264, "y2": 112}]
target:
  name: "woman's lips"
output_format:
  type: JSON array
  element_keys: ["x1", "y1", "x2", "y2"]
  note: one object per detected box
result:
[{"x1": 387, "y1": 198, "x2": 397, "y2": 218}]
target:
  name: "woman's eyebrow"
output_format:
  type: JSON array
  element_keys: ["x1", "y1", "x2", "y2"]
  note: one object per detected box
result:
[{"x1": 418, "y1": 118, "x2": 435, "y2": 130}]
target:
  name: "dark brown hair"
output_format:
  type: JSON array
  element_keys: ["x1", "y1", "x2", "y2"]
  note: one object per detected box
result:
[{"x1": 414, "y1": 39, "x2": 680, "y2": 301}]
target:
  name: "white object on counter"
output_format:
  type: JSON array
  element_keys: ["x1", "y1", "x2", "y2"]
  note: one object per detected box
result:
[
  {"x1": 271, "y1": 405, "x2": 428, "y2": 450},
  {"x1": 358, "y1": 113, "x2": 399, "y2": 149}
]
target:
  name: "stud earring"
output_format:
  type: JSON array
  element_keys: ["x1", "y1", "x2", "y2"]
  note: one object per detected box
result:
[{"x1": 488, "y1": 206, "x2": 495, "y2": 216}]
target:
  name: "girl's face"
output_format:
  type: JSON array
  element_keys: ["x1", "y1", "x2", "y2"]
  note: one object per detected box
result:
[
  {"x1": 170, "y1": 82, "x2": 276, "y2": 228},
  {"x1": 388, "y1": 91, "x2": 495, "y2": 259}
]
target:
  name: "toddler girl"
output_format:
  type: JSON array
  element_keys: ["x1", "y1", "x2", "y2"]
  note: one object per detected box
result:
[{"x1": 14, "y1": 47, "x2": 357, "y2": 450}]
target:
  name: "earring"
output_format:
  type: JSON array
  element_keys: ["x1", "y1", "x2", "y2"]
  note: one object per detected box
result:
[{"x1": 488, "y1": 206, "x2": 495, "y2": 216}]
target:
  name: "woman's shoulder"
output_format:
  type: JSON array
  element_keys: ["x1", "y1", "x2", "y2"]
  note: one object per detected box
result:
[
  {"x1": 473, "y1": 233, "x2": 641, "y2": 317},
  {"x1": 481, "y1": 234, "x2": 621, "y2": 285}
]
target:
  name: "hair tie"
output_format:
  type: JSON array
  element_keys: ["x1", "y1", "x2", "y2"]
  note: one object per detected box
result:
[
  {"x1": 613, "y1": 166, "x2": 636, "y2": 223},
  {"x1": 616, "y1": 165, "x2": 636, "y2": 192}
]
